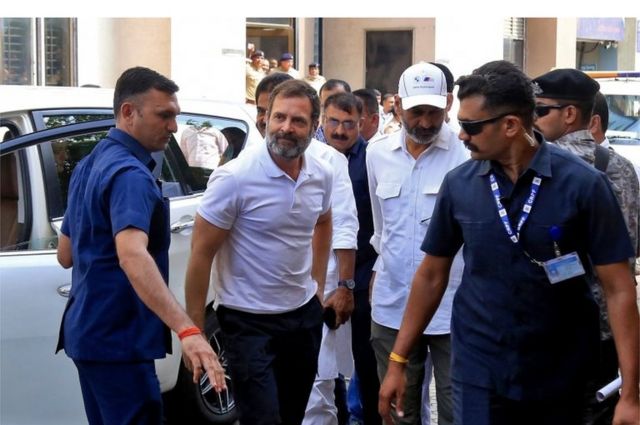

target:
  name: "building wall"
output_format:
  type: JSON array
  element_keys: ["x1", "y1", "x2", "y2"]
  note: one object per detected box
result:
[
  {"x1": 321, "y1": 18, "x2": 436, "y2": 90},
  {"x1": 555, "y1": 18, "x2": 578, "y2": 68},
  {"x1": 77, "y1": 18, "x2": 171, "y2": 88},
  {"x1": 619, "y1": 18, "x2": 638, "y2": 70},
  {"x1": 170, "y1": 17, "x2": 246, "y2": 101},
  {"x1": 434, "y1": 16, "x2": 504, "y2": 82},
  {"x1": 525, "y1": 18, "x2": 558, "y2": 78},
  {"x1": 297, "y1": 18, "x2": 316, "y2": 78}
]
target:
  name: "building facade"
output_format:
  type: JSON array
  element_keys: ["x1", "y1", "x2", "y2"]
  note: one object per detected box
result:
[{"x1": 2, "y1": 17, "x2": 638, "y2": 100}]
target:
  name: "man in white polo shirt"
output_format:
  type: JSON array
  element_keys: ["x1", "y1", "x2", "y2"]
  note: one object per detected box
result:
[
  {"x1": 185, "y1": 79, "x2": 333, "y2": 425},
  {"x1": 367, "y1": 62, "x2": 469, "y2": 425},
  {"x1": 253, "y1": 72, "x2": 360, "y2": 425}
]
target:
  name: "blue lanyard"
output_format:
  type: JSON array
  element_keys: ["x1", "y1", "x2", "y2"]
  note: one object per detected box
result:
[{"x1": 489, "y1": 173, "x2": 542, "y2": 244}]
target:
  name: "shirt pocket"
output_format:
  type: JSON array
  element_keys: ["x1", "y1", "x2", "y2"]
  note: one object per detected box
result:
[
  {"x1": 420, "y1": 183, "x2": 440, "y2": 229},
  {"x1": 375, "y1": 182, "x2": 402, "y2": 223},
  {"x1": 459, "y1": 220, "x2": 509, "y2": 274}
]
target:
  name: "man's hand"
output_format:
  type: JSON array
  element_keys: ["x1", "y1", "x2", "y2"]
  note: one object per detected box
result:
[
  {"x1": 324, "y1": 287, "x2": 354, "y2": 326},
  {"x1": 378, "y1": 361, "x2": 406, "y2": 424},
  {"x1": 613, "y1": 396, "x2": 640, "y2": 425},
  {"x1": 180, "y1": 333, "x2": 227, "y2": 392}
]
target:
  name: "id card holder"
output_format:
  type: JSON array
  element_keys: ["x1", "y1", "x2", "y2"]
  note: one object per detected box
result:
[{"x1": 542, "y1": 252, "x2": 586, "y2": 284}]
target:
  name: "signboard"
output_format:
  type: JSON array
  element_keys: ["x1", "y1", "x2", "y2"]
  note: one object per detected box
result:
[{"x1": 577, "y1": 18, "x2": 625, "y2": 42}]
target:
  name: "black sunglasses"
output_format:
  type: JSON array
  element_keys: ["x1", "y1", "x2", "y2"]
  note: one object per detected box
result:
[
  {"x1": 534, "y1": 104, "x2": 572, "y2": 118},
  {"x1": 458, "y1": 112, "x2": 514, "y2": 136}
]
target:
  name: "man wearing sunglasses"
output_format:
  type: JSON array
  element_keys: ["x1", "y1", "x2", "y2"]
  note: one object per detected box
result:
[
  {"x1": 533, "y1": 68, "x2": 639, "y2": 425},
  {"x1": 379, "y1": 60, "x2": 638, "y2": 425},
  {"x1": 368, "y1": 62, "x2": 470, "y2": 425}
]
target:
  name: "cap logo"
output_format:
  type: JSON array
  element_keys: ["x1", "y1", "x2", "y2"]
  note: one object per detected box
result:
[
  {"x1": 531, "y1": 81, "x2": 543, "y2": 96},
  {"x1": 414, "y1": 75, "x2": 432, "y2": 83}
]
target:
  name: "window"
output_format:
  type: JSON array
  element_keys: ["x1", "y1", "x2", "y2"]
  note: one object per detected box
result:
[
  {"x1": 366, "y1": 30, "x2": 413, "y2": 96},
  {"x1": 174, "y1": 114, "x2": 248, "y2": 191},
  {"x1": 504, "y1": 18, "x2": 525, "y2": 69},
  {"x1": 1, "y1": 18, "x2": 76, "y2": 86},
  {"x1": 0, "y1": 152, "x2": 26, "y2": 251},
  {"x1": 246, "y1": 18, "x2": 295, "y2": 67}
]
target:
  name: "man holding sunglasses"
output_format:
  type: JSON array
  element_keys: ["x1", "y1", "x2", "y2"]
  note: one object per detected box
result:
[
  {"x1": 368, "y1": 62, "x2": 469, "y2": 425},
  {"x1": 379, "y1": 60, "x2": 639, "y2": 425},
  {"x1": 533, "y1": 68, "x2": 640, "y2": 425}
]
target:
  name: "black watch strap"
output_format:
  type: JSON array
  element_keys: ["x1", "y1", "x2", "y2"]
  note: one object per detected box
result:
[{"x1": 338, "y1": 279, "x2": 355, "y2": 290}]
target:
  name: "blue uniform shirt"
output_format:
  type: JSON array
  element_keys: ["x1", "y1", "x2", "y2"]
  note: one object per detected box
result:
[
  {"x1": 57, "y1": 128, "x2": 171, "y2": 361},
  {"x1": 345, "y1": 137, "x2": 377, "y2": 292},
  {"x1": 422, "y1": 137, "x2": 634, "y2": 400}
]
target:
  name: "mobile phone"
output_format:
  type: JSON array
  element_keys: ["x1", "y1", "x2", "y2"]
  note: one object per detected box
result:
[{"x1": 322, "y1": 307, "x2": 338, "y2": 330}]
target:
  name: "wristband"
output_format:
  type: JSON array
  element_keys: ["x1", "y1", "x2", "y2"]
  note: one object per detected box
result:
[
  {"x1": 178, "y1": 326, "x2": 202, "y2": 341},
  {"x1": 389, "y1": 351, "x2": 409, "y2": 364}
]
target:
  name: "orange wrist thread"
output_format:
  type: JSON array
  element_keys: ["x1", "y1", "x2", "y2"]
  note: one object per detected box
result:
[{"x1": 178, "y1": 326, "x2": 202, "y2": 340}]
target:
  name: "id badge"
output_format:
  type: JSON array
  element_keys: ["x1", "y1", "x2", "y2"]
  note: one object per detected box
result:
[{"x1": 542, "y1": 252, "x2": 586, "y2": 284}]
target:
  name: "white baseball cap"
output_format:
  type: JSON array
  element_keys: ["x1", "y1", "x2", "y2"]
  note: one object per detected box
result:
[{"x1": 398, "y1": 62, "x2": 447, "y2": 110}]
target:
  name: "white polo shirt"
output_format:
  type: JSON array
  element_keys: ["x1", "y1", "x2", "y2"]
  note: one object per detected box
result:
[
  {"x1": 199, "y1": 141, "x2": 333, "y2": 314},
  {"x1": 366, "y1": 124, "x2": 469, "y2": 334}
]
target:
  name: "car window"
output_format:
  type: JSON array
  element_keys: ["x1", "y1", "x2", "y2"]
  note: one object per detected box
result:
[
  {"x1": 173, "y1": 114, "x2": 248, "y2": 192},
  {"x1": 0, "y1": 111, "x2": 251, "y2": 252},
  {"x1": 41, "y1": 131, "x2": 191, "y2": 219},
  {"x1": 606, "y1": 94, "x2": 640, "y2": 134},
  {"x1": 0, "y1": 151, "x2": 29, "y2": 251},
  {"x1": 43, "y1": 113, "x2": 114, "y2": 129}
]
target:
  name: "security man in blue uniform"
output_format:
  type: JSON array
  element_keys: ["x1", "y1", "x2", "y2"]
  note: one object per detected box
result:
[
  {"x1": 56, "y1": 67, "x2": 225, "y2": 425},
  {"x1": 378, "y1": 60, "x2": 639, "y2": 425}
]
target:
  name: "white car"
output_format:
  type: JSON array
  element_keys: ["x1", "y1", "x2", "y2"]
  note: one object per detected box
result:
[
  {"x1": 588, "y1": 71, "x2": 640, "y2": 173},
  {"x1": 0, "y1": 85, "x2": 262, "y2": 425}
]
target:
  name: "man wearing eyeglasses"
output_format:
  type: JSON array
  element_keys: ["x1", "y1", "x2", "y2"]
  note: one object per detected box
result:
[
  {"x1": 533, "y1": 68, "x2": 639, "y2": 425},
  {"x1": 315, "y1": 79, "x2": 352, "y2": 143},
  {"x1": 368, "y1": 62, "x2": 469, "y2": 425},
  {"x1": 378, "y1": 60, "x2": 638, "y2": 425}
]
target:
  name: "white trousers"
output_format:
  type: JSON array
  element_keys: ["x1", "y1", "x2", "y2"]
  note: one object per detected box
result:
[
  {"x1": 303, "y1": 320, "x2": 353, "y2": 425},
  {"x1": 303, "y1": 378, "x2": 338, "y2": 425}
]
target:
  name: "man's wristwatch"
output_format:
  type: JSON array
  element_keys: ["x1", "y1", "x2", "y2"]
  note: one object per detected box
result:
[{"x1": 338, "y1": 279, "x2": 356, "y2": 290}]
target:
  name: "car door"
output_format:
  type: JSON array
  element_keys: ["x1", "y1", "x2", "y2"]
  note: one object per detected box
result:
[
  {"x1": 0, "y1": 121, "x2": 114, "y2": 425},
  {"x1": 0, "y1": 111, "x2": 253, "y2": 424}
]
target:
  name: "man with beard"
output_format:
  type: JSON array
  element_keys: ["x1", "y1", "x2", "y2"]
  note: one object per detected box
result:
[
  {"x1": 253, "y1": 72, "x2": 360, "y2": 425},
  {"x1": 367, "y1": 62, "x2": 469, "y2": 425},
  {"x1": 185, "y1": 79, "x2": 333, "y2": 425}
]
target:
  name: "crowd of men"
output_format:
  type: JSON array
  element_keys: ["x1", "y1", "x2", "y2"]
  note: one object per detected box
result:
[{"x1": 57, "y1": 55, "x2": 639, "y2": 425}]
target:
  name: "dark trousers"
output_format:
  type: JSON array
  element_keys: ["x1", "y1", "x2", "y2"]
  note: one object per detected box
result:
[
  {"x1": 351, "y1": 289, "x2": 382, "y2": 425},
  {"x1": 216, "y1": 297, "x2": 323, "y2": 425},
  {"x1": 73, "y1": 359, "x2": 162, "y2": 425},
  {"x1": 582, "y1": 338, "x2": 619, "y2": 425},
  {"x1": 452, "y1": 379, "x2": 583, "y2": 425}
]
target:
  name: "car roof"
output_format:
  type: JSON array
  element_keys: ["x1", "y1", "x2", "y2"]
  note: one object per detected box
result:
[{"x1": 0, "y1": 85, "x2": 257, "y2": 122}]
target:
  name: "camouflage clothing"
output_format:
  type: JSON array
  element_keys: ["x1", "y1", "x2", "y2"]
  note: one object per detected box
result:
[{"x1": 552, "y1": 129, "x2": 640, "y2": 340}]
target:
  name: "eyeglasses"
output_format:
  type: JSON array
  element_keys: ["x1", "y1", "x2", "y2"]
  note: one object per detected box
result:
[
  {"x1": 325, "y1": 117, "x2": 357, "y2": 131},
  {"x1": 534, "y1": 104, "x2": 572, "y2": 118},
  {"x1": 458, "y1": 112, "x2": 514, "y2": 136}
]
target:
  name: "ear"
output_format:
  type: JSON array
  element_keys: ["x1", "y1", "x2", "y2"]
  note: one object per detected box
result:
[
  {"x1": 120, "y1": 102, "x2": 135, "y2": 120},
  {"x1": 445, "y1": 93, "x2": 453, "y2": 113},
  {"x1": 564, "y1": 105, "x2": 579, "y2": 126},
  {"x1": 588, "y1": 114, "x2": 600, "y2": 134},
  {"x1": 394, "y1": 94, "x2": 402, "y2": 110},
  {"x1": 504, "y1": 115, "x2": 521, "y2": 138}
]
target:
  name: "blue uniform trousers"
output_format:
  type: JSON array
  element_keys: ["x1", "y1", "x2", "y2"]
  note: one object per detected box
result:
[{"x1": 73, "y1": 359, "x2": 162, "y2": 425}]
